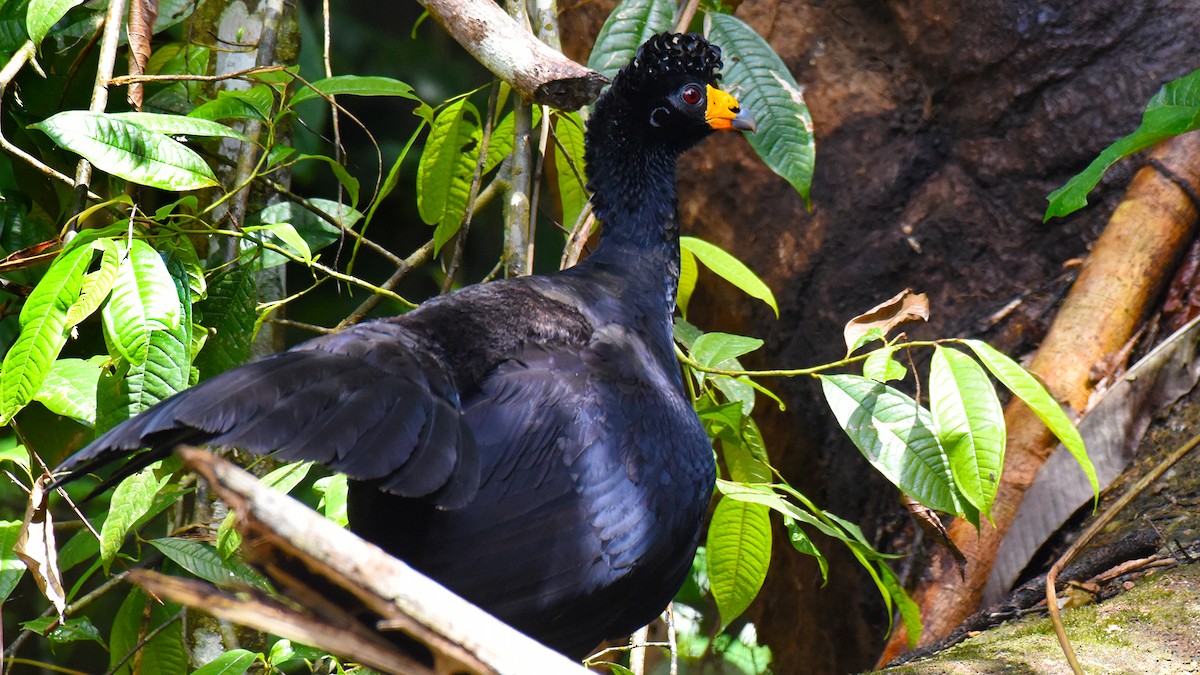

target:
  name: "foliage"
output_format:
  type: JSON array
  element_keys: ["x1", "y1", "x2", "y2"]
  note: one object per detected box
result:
[
  {"x1": 1045, "y1": 67, "x2": 1200, "y2": 221},
  {"x1": 0, "y1": 0, "x2": 1093, "y2": 673}
]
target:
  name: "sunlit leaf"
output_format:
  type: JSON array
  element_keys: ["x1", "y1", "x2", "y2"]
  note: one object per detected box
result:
[
  {"x1": 681, "y1": 236, "x2": 777, "y2": 316},
  {"x1": 33, "y1": 111, "x2": 220, "y2": 190},
  {"x1": 99, "y1": 466, "x2": 168, "y2": 570},
  {"x1": 101, "y1": 239, "x2": 182, "y2": 366},
  {"x1": 959, "y1": 339, "x2": 1098, "y2": 502},
  {"x1": 27, "y1": 0, "x2": 86, "y2": 46},
  {"x1": 291, "y1": 75, "x2": 419, "y2": 106},
  {"x1": 707, "y1": 13, "x2": 814, "y2": 206},
  {"x1": 34, "y1": 358, "x2": 101, "y2": 425},
  {"x1": 707, "y1": 496, "x2": 771, "y2": 629},
  {"x1": 930, "y1": 346, "x2": 1005, "y2": 517}
]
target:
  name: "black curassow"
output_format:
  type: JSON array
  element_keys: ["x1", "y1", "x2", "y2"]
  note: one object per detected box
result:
[{"x1": 54, "y1": 33, "x2": 756, "y2": 658}]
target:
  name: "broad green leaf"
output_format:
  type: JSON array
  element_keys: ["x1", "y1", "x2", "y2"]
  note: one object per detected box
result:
[
  {"x1": 418, "y1": 99, "x2": 480, "y2": 252},
  {"x1": 554, "y1": 112, "x2": 589, "y2": 230},
  {"x1": 691, "y1": 331, "x2": 763, "y2": 369},
  {"x1": 33, "y1": 111, "x2": 220, "y2": 190},
  {"x1": 99, "y1": 465, "x2": 168, "y2": 570},
  {"x1": 0, "y1": 0, "x2": 29, "y2": 52},
  {"x1": 876, "y1": 559, "x2": 921, "y2": 647},
  {"x1": 930, "y1": 346, "x2": 1005, "y2": 517},
  {"x1": 34, "y1": 358, "x2": 101, "y2": 425},
  {"x1": 194, "y1": 267, "x2": 256, "y2": 380},
  {"x1": 959, "y1": 339, "x2": 1098, "y2": 501},
  {"x1": 677, "y1": 246, "x2": 698, "y2": 318},
  {"x1": 110, "y1": 588, "x2": 187, "y2": 675},
  {"x1": 713, "y1": 375, "x2": 756, "y2": 415},
  {"x1": 587, "y1": 0, "x2": 676, "y2": 81},
  {"x1": 680, "y1": 236, "x2": 778, "y2": 316},
  {"x1": 56, "y1": 528, "x2": 99, "y2": 573},
  {"x1": 0, "y1": 244, "x2": 92, "y2": 423},
  {"x1": 144, "y1": 43, "x2": 211, "y2": 109},
  {"x1": 191, "y1": 649, "x2": 259, "y2": 675},
  {"x1": 716, "y1": 480, "x2": 849, "y2": 544},
  {"x1": 706, "y1": 496, "x2": 771, "y2": 629},
  {"x1": 97, "y1": 250, "x2": 193, "y2": 429},
  {"x1": 148, "y1": 538, "x2": 270, "y2": 590},
  {"x1": 723, "y1": 432, "x2": 771, "y2": 484},
  {"x1": 1046, "y1": 68, "x2": 1200, "y2": 221},
  {"x1": 65, "y1": 238, "x2": 122, "y2": 328},
  {"x1": 707, "y1": 13, "x2": 815, "y2": 206},
  {"x1": 819, "y1": 374, "x2": 965, "y2": 514},
  {"x1": 244, "y1": 223, "x2": 312, "y2": 263},
  {"x1": 863, "y1": 345, "x2": 907, "y2": 383},
  {"x1": 483, "y1": 106, "x2": 541, "y2": 175},
  {"x1": 0, "y1": 520, "x2": 25, "y2": 602},
  {"x1": 291, "y1": 75, "x2": 419, "y2": 106},
  {"x1": 27, "y1": 0, "x2": 85, "y2": 45},
  {"x1": 102, "y1": 240, "x2": 182, "y2": 365},
  {"x1": 107, "y1": 112, "x2": 249, "y2": 141},
  {"x1": 786, "y1": 519, "x2": 827, "y2": 583}
]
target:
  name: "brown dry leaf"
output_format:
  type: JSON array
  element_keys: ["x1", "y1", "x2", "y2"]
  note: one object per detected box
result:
[
  {"x1": 903, "y1": 495, "x2": 967, "y2": 580},
  {"x1": 126, "y1": 0, "x2": 158, "y2": 110},
  {"x1": 843, "y1": 289, "x2": 929, "y2": 354},
  {"x1": 15, "y1": 475, "x2": 66, "y2": 618}
]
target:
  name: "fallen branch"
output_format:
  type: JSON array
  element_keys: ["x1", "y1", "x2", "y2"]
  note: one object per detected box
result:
[{"x1": 162, "y1": 447, "x2": 590, "y2": 675}]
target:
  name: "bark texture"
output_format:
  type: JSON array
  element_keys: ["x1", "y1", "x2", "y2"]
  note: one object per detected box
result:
[{"x1": 557, "y1": 1, "x2": 1200, "y2": 672}]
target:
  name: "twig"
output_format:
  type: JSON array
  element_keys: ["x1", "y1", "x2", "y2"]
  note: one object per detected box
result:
[
  {"x1": 70, "y1": 0, "x2": 129, "y2": 219},
  {"x1": 261, "y1": 177, "x2": 403, "y2": 265},
  {"x1": 675, "y1": 0, "x2": 703, "y2": 32},
  {"x1": 504, "y1": 97, "x2": 534, "y2": 277},
  {"x1": 629, "y1": 625, "x2": 649, "y2": 674},
  {"x1": 1045, "y1": 432, "x2": 1200, "y2": 674},
  {"x1": 336, "y1": 240, "x2": 436, "y2": 329},
  {"x1": 107, "y1": 64, "x2": 288, "y2": 86}
]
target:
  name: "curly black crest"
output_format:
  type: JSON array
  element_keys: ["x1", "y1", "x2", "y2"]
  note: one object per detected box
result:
[{"x1": 613, "y1": 33, "x2": 723, "y2": 97}]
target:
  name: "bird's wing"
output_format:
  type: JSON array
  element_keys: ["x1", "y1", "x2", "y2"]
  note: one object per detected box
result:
[{"x1": 55, "y1": 320, "x2": 480, "y2": 508}]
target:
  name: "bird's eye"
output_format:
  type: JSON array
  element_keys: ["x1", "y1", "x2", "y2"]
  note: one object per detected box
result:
[{"x1": 680, "y1": 85, "x2": 702, "y2": 106}]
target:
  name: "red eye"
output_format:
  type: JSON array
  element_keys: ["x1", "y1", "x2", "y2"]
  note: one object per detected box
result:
[{"x1": 681, "y1": 85, "x2": 702, "y2": 105}]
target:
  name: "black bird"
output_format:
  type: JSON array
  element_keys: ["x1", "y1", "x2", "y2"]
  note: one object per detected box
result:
[{"x1": 55, "y1": 33, "x2": 756, "y2": 658}]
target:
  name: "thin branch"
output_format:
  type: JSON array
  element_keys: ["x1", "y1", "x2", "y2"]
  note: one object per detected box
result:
[
  {"x1": 1045, "y1": 432, "x2": 1200, "y2": 674},
  {"x1": 675, "y1": 0, "x2": 703, "y2": 32},
  {"x1": 336, "y1": 239, "x2": 436, "y2": 329},
  {"x1": 504, "y1": 98, "x2": 534, "y2": 277},
  {"x1": 261, "y1": 177, "x2": 404, "y2": 265},
  {"x1": 107, "y1": 63, "x2": 287, "y2": 86}
]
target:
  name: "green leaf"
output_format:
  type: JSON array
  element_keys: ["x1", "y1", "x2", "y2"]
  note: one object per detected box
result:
[
  {"x1": 314, "y1": 473, "x2": 349, "y2": 527},
  {"x1": 190, "y1": 649, "x2": 260, "y2": 675},
  {"x1": 247, "y1": 198, "x2": 358, "y2": 268},
  {"x1": 0, "y1": 520, "x2": 26, "y2": 602},
  {"x1": 33, "y1": 358, "x2": 101, "y2": 425},
  {"x1": 291, "y1": 75, "x2": 419, "y2": 106},
  {"x1": 930, "y1": 346, "x2": 1005, "y2": 517},
  {"x1": 691, "y1": 331, "x2": 764, "y2": 369},
  {"x1": 102, "y1": 239, "x2": 182, "y2": 366},
  {"x1": 65, "y1": 238, "x2": 122, "y2": 328},
  {"x1": 99, "y1": 465, "x2": 168, "y2": 570},
  {"x1": 706, "y1": 13, "x2": 815, "y2": 206},
  {"x1": 587, "y1": 0, "x2": 676, "y2": 81},
  {"x1": 959, "y1": 339, "x2": 1098, "y2": 502},
  {"x1": 148, "y1": 538, "x2": 270, "y2": 590},
  {"x1": 110, "y1": 588, "x2": 187, "y2": 675},
  {"x1": 0, "y1": 244, "x2": 93, "y2": 423},
  {"x1": 706, "y1": 496, "x2": 771, "y2": 629},
  {"x1": 417, "y1": 99, "x2": 480, "y2": 252},
  {"x1": 189, "y1": 87, "x2": 271, "y2": 123},
  {"x1": 27, "y1": 0, "x2": 85, "y2": 45},
  {"x1": 1046, "y1": 68, "x2": 1200, "y2": 221},
  {"x1": 47, "y1": 616, "x2": 104, "y2": 646},
  {"x1": 194, "y1": 267, "x2": 257, "y2": 380},
  {"x1": 863, "y1": 345, "x2": 908, "y2": 383},
  {"x1": 876, "y1": 559, "x2": 922, "y2": 647},
  {"x1": 677, "y1": 246, "x2": 698, "y2": 318},
  {"x1": 786, "y1": 519, "x2": 828, "y2": 583},
  {"x1": 553, "y1": 112, "x2": 589, "y2": 230},
  {"x1": 245, "y1": 223, "x2": 312, "y2": 263},
  {"x1": 680, "y1": 236, "x2": 778, "y2": 316},
  {"x1": 107, "y1": 112, "x2": 249, "y2": 141},
  {"x1": 32, "y1": 111, "x2": 220, "y2": 190},
  {"x1": 819, "y1": 374, "x2": 965, "y2": 514}
]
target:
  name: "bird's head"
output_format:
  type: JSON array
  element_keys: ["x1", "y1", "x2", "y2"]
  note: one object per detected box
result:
[{"x1": 588, "y1": 33, "x2": 756, "y2": 158}]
